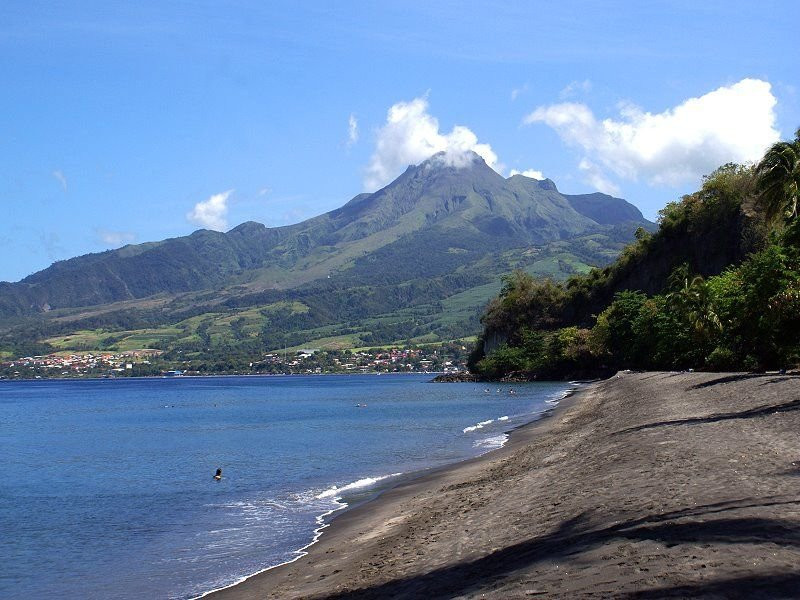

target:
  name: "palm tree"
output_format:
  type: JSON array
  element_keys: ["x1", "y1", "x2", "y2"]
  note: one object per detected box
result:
[
  {"x1": 667, "y1": 274, "x2": 722, "y2": 338},
  {"x1": 755, "y1": 128, "x2": 800, "y2": 225}
]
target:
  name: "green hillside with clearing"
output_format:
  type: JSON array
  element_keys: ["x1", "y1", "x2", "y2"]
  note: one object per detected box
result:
[{"x1": 0, "y1": 152, "x2": 652, "y2": 361}]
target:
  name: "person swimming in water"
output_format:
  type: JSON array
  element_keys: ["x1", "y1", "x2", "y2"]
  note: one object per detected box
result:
[{"x1": 213, "y1": 468, "x2": 222, "y2": 481}]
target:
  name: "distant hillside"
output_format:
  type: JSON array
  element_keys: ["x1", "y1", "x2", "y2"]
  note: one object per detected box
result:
[
  {"x1": 0, "y1": 151, "x2": 653, "y2": 359},
  {"x1": 562, "y1": 191, "x2": 648, "y2": 225}
]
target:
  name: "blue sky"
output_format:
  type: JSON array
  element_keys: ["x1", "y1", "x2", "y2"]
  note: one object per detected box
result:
[{"x1": 2, "y1": 1, "x2": 798, "y2": 282}]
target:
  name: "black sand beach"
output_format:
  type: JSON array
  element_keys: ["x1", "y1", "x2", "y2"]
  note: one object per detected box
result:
[{"x1": 208, "y1": 372, "x2": 800, "y2": 599}]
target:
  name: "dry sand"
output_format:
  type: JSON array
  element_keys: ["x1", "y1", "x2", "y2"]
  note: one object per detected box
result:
[{"x1": 208, "y1": 372, "x2": 800, "y2": 599}]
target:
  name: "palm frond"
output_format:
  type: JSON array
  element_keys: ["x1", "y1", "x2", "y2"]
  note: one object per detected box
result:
[{"x1": 755, "y1": 130, "x2": 800, "y2": 225}]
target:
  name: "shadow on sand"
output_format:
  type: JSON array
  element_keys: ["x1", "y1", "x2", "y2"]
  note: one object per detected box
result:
[
  {"x1": 318, "y1": 497, "x2": 800, "y2": 599},
  {"x1": 613, "y1": 397, "x2": 800, "y2": 436},
  {"x1": 620, "y1": 572, "x2": 800, "y2": 599},
  {"x1": 686, "y1": 373, "x2": 762, "y2": 389}
]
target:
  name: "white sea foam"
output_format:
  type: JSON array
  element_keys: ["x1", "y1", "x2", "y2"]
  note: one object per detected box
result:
[
  {"x1": 498, "y1": 415, "x2": 509, "y2": 421},
  {"x1": 473, "y1": 434, "x2": 509, "y2": 451},
  {"x1": 546, "y1": 387, "x2": 575, "y2": 404},
  {"x1": 463, "y1": 419, "x2": 494, "y2": 433},
  {"x1": 197, "y1": 472, "x2": 402, "y2": 599},
  {"x1": 315, "y1": 473, "x2": 402, "y2": 500}
]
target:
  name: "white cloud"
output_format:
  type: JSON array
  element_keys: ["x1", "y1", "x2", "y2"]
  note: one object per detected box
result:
[
  {"x1": 509, "y1": 168, "x2": 545, "y2": 180},
  {"x1": 578, "y1": 159, "x2": 620, "y2": 196},
  {"x1": 187, "y1": 190, "x2": 232, "y2": 231},
  {"x1": 364, "y1": 97, "x2": 499, "y2": 190},
  {"x1": 97, "y1": 229, "x2": 136, "y2": 247},
  {"x1": 52, "y1": 170, "x2": 67, "y2": 191},
  {"x1": 525, "y1": 78, "x2": 780, "y2": 189},
  {"x1": 347, "y1": 113, "x2": 359, "y2": 146}
]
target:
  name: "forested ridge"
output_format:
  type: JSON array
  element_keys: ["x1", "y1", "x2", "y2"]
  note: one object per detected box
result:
[{"x1": 470, "y1": 129, "x2": 800, "y2": 378}]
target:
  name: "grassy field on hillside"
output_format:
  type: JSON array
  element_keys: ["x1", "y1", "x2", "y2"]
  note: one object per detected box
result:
[{"x1": 30, "y1": 238, "x2": 622, "y2": 356}]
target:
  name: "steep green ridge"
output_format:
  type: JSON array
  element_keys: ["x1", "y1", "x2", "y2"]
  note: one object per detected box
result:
[
  {"x1": 471, "y1": 149, "x2": 800, "y2": 378},
  {"x1": 0, "y1": 151, "x2": 652, "y2": 357}
]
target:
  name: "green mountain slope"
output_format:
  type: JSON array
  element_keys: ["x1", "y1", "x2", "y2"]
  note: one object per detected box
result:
[{"x1": 0, "y1": 151, "x2": 653, "y2": 357}]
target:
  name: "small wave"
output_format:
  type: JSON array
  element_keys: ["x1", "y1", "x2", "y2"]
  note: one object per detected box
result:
[
  {"x1": 315, "y1": 473, "x2": 402, "y2": 500},
  {"x1": 473, "y1": 434, "x2": 508, "y2": 450},
  {"x1": 206, "y1": 527, "x2": 244, "y2": 535},
  {"x1": 546, "y1": 383, "x2": 579, "y2": 404},
  {"x1": 546, "y1": 390, "x2": 568, "y2": 404},
  {"x1": 205, "y1": 499, "x2": 288, "y2": 514},
  {"x1": 463, "y1": 418, "x2": 494, "y2": 433},
  {"x1": 498, "y1": 415, "x2": 509, "y2": 421}
]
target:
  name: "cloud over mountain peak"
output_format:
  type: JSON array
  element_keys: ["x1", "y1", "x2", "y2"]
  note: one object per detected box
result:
[{"x1": 364, "y1": 97, "x2": 500, "y2": 191}]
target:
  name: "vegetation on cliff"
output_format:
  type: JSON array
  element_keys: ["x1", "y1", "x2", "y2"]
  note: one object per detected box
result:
[{"x1": 471, "y1": 129, "x2": 800, "y2": 378}]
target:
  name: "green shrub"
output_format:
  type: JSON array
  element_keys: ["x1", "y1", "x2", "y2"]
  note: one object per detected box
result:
[{"x1": 705, "y1": 347, "x2": 737, "y2": 371}]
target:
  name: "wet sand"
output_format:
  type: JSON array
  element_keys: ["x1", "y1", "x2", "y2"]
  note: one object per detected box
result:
[{"x1": 208, "y1": 371, "x2": 800, "y2": 599}]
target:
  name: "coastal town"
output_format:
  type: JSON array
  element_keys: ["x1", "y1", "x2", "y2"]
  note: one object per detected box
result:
[{"x1": 0, "y1": 344, "x2": 470, "y2": 379}]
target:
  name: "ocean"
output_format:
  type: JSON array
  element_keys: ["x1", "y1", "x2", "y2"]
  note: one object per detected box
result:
[{"x1": 1, "y1": 374, "x2": 570, "y2": 599}]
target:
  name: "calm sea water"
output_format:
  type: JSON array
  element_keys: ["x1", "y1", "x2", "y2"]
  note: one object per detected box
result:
[{"x1": 1, "y1": 374, "x2": 569, "y2": 599}]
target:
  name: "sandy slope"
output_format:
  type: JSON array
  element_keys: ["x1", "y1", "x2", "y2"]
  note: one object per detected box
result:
[{"x1": 208, "y1": 372, "x2": 800, "y2": 599}]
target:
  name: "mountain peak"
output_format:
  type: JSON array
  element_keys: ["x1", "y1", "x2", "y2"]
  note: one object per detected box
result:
[
  {"x1": 418, "y1": 149, "x2": 488, "y2": 171},
  {"x1": 0, "y1": 149, "x2": 652, "y2": 318},
  {"x1": 397, "y1": 150, "x2": 503, "y2": 188},
  {"x1": 229, "y1": 221, "x2": 266, "y2": 235}
]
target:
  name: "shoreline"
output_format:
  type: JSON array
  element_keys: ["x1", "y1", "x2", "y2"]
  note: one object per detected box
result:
[
  {"x1": 205, "y1": 382, "x2": 584, "y2": 599},
  {"x1": 0, "y1": 371, "x2": 459, "y2": 383},
  {"x1": 208, "y1": 371, "x2": 800, "y2": 598},
  {"x1": 197, "y1": 381, "x2": 580, "y2": 600},
  {"x1": 199, "y1": 381, "x2": 581, "y2": 599}
]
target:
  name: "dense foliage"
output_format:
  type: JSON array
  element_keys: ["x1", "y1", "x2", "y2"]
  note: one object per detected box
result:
[{"x1": 471, "y1": 132, "x2": 800, "y2": 378}]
